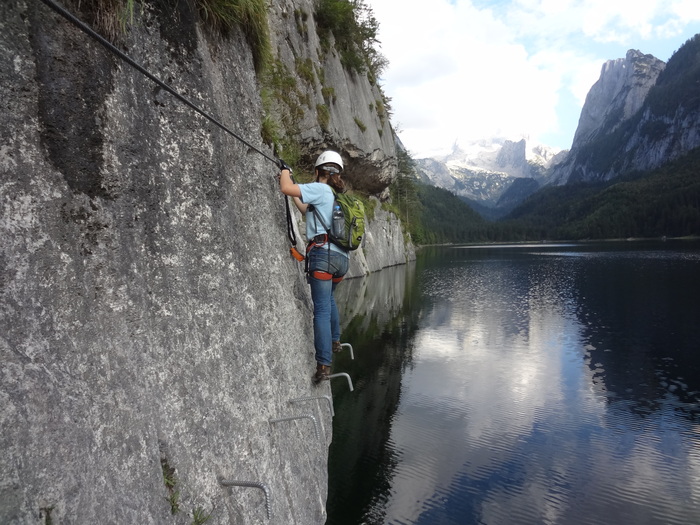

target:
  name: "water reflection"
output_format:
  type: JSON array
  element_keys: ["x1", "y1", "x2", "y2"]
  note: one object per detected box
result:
[
  {"x1": 328, "y1": 264, "x2": 418, "y2": 525},
  {"x1": 571, "y1": 248, "x2": 700, "y2": 415},
  {"x1": 328, "y1": 242, "x2": 700, "y2": 525},
  {"x1": 336, "y1": 263, "x2": 415, "y2": 334}
]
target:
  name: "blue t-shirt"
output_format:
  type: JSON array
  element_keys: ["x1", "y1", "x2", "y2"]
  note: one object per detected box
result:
[{"x1": 299, "y1": 182, "x2": 347, "y2": 255}]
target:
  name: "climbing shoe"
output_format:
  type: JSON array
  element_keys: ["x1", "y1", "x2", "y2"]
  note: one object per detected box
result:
[
  {"x1": 332, "y1": 341, "x2": 342, "y2": 353},
  {"x1": 313, "y1": 364, "x2": 331, "y2": 384}
]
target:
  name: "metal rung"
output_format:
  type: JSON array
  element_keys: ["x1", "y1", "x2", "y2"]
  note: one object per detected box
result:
[
  {"x1": 219, "y1": 479, "x2": 272, "y2": 520},
  {"x1": 339, "y1": 343, "x2": 354, "y2": 359},
  {"x1": 269, "y1": 414, "x2": 321, "y2": 441},
  {"x1": 289, "y1": 395, "x2": 335, "y2": 417},
  {"x1": 328, "y1": 372, "x2": 354, "y2": 392}
]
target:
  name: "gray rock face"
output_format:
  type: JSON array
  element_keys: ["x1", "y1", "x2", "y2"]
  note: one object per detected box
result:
[
  {"x1": 0, "y1": 1, "x2": 411, "y2": 524},
  {"x1": 551, "y1": 41, "x2": 700, "y2": 184},
  {"x1": 268, "y1": 0, "x2": 397, "y2": 195},
  {"x1": 573, "y1": 49, "x2": 665, "y2": 146},
  {"x1": 625, "y1": 109, "x2": 700, "y2": 170},
  {"x1": 551, "y1": 49, "x2": 673, "y2": 183},
  {"x1": 496, "y1": 139, "x2": 528, "y2": 173}
]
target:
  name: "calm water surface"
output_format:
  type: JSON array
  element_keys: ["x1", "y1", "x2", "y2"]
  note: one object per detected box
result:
[{"x1": 327, "y1": 241, "x2": 700, "y2": 525}]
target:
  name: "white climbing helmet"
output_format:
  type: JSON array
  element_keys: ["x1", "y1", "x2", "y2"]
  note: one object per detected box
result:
[{"x1": 314, "y1": 150, "x2": 344, "y2": 172}]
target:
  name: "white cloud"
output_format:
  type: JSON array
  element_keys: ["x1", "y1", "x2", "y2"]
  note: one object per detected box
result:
[{"x1": 368, "y1": 0, "x2": 700, "y2": 156}]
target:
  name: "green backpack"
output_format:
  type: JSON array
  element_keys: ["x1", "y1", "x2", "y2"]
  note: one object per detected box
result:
[
  {"x1": 332, "y1": 191, "x2": 365, "y2": 251},
  {"x1": 312, "y1": 190, "x2": 365, "y2": 251}
]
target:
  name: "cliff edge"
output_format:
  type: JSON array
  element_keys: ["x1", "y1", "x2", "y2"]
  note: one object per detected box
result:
[{"x1": 0, "y1": 1, "x2": 412, "y2": 523}]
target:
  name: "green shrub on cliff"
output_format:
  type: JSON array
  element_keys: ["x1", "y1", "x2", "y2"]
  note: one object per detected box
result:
[
  {"x1": 315, "y1": 0, "x2": 384, "y2": 78},
  {"x1": 81, "y1": 0, "x2": 271, "y2": 71},
  {"x1": 198, "y1": 0, "x2": 271, "y2": 71}
]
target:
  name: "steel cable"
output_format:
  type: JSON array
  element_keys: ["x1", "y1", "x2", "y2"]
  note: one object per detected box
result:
[{"x1": 37, "y1": 0, "x2": 279, "y2": 166}]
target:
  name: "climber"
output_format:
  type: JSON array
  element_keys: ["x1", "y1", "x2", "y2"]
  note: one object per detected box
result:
[{"x1": 278, "y1": 151, "x2": 349, "y2": 384}]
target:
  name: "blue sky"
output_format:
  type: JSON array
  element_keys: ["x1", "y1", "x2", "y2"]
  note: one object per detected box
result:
[{"x1": 367, "y1": 0, "x2": 700, "y2": 157}]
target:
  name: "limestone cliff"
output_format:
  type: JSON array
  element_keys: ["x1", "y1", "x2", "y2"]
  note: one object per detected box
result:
[
  {"x1": 268, "y1": 1, "x2": 397, "y2": 196},
  {"x1": 0, "y1": 1, "x2": 412, "y2": 523},
  {"x1": 572, "y1": 49, "x2": 665, "y2": 147},
  {"x1": 549, "y1": 42, "x2": 700, "y2": 184}
]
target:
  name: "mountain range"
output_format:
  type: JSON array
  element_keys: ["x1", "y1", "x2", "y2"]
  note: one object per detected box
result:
[
  {"x1": 414, "y1": 35, "x2": 700, "y2": 219},
  {"x1": 415, "y1": 137, "x2": 562, "y2": 218}
]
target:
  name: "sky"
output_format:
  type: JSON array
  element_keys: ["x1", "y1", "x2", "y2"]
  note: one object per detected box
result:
[{"x1": 366, "y1": 0, "x2": 700, "y2": 157}]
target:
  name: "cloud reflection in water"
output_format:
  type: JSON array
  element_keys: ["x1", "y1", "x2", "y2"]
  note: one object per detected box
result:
[{"x1": 372, "y1": 249, "x2": 700, "y2": 525}]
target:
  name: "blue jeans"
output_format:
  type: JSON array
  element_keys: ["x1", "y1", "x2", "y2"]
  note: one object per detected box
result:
[{"x1": 307, "y1": 246, "x2": 349, "y2": 366}]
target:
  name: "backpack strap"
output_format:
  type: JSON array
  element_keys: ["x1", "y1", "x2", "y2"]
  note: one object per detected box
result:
[
  {"x1": 308, "y1": 203, "x2": 331, "y2": 234},
  {"x1": 309, "y1": 190, "x2": 350, "y2": 252}
]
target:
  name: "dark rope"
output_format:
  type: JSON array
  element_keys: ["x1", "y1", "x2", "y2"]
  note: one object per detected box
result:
[
  {"x1": 285, "y1": 196, "x2": 298, "y2": 247},
  {"x1": 37, "y1": 0, "x2": 279, "y2": 166}
]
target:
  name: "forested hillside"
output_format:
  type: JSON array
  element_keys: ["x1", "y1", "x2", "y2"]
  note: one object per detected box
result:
[
  {"x1": 389, "y1": 145, "x2": 700, "y2": 244},
  {"x1": 504, "y1": 146, "x2": 700, "y2": 240},
  {"x1": 646, "y1": 34, "x2": 700, "y2": 120}
]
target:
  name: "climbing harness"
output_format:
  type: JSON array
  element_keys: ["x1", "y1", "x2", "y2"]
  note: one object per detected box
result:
[
  {"x1": 304, "y1": 233, "x2": 344, "y2": 283},
  {"x1": 284, "y1": 178, "x2": 342, "y2": 281},
  {"x1": 36, "y1": 0, "x2": 279, "y2": 167},
  {"x1": 303, "y1": 201, "x2": 345, "y2": 283},
  {"x1": 310, "y1": 270, "x2": 343, "y2": 284}
]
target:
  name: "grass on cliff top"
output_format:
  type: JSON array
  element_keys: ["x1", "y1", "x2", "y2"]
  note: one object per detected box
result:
[
  {"x1": 82, "y1": 0, "x2": 271, "y2": 71},
  {"x1": 198, "y1": 0, "x2": 271, "y2": 71}
]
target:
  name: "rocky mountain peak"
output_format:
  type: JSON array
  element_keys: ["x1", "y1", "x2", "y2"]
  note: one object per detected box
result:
[
  {"x1": 550, "y1": 35, "x2": 700, "y2": 184},
  {"x1": 496, "y1": 139, "x2": 527, "y2": 169},
  {"x1": 415, "y1": 137, "x2": 560, "y2": 216},
  {"x1": 417, "y1": 35, "x2": 700, "y2": 213},
  {"x1": 573, "y1": 49, "x2": 665, "y2": 146},
  {"x1": 436, "y1": 138, "x2": 558, "y2": 174}
]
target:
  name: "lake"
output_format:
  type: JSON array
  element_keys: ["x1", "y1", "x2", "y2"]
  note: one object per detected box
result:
[{"x1": 327, "y1": 240, "x2": 700, "y2": 525}]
